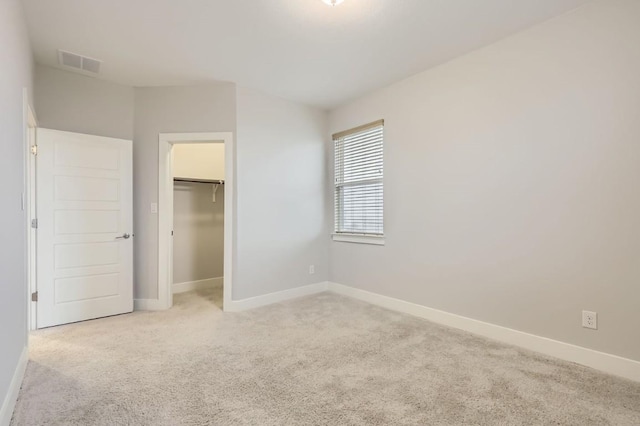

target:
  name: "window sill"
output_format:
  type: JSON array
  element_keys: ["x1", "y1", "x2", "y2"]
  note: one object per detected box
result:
[{"x1": 332, "y1": 233, "x2": 385, "y2": 246}]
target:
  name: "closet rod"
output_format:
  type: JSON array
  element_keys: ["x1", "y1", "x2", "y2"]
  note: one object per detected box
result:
[{"x1": 173, "y1": 177, "x2": 225, "y2": 185}]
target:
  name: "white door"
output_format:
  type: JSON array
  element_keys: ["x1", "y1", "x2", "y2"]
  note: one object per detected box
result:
[{"x1": 36, "y1": 128, "x2": 133, "y2": 328}]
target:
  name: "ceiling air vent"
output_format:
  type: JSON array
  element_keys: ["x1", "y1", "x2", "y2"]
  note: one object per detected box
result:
[{"x1": 57, "y1": 50, "x2": 102, "y2": 75}]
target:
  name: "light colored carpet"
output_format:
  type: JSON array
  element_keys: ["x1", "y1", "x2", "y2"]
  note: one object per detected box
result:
[{"x1": 11, "y1": 288, "x2": 640, "y2": 425}]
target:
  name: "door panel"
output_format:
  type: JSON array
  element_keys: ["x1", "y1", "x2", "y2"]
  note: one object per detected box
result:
[
  {"x1": 54, "y1": 210, "x2": 120, "y2": 234},
  {"x1": 55, "y1": 176, "x2": 120, "y2": 201},
  {"x1": 55, "y1": 242, "x2": 119, "y2": 269},
  {"x1": 37, "y1": 128, "x2": 133, "y2": 328},
  {"x1": 54, "y1": 273, "x2": 120, "y2": 304}
]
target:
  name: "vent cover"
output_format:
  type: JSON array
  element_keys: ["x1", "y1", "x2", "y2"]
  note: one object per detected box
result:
[{"x1": 58, "y1": 50, "x2": 102, "y2": 75}]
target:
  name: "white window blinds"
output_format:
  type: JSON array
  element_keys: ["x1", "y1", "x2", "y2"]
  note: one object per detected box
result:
[{"x1": 334, "y1": 120, "x2": 384, "y2": 236}]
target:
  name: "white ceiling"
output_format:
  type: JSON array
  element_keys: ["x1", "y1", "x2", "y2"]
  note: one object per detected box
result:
[{"x1": 22, "y1": 0, "x2": 590, "y2": 109}]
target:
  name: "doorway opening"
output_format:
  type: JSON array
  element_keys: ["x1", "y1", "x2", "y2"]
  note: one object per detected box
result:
[{"x1": 158, "y1": 133, "x2": 234, "y2": 311}]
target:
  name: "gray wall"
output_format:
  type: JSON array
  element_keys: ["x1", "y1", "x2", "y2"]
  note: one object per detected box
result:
[
  {"x1": 33, "y1": 73, "x2": 236, "y2": 300},
  {"x1": 34, "y1": 65, "x2": 134, "y2": 140},
  {"x1": 134, "y1": 84, "x2": 236, "y2": 299},
  {"x1": 33, "y1": 73, "x2": 332, "y2": 303},
  {"x1": 173, "y1": 184, "x2": 224, "y2": 284},
  {"x1": 328, "y1": 0, "x2": 640, "y2": 362},
  {"x1": 235, "y1": 87, "x2": 329, "y2": 300},
  {"x1": 0, "y1": 0, "x2": 33, "y2": 411}
]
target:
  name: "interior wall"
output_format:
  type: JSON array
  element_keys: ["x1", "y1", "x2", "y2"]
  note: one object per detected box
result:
[
  {"x1": 0, "y1": 0, "x2": 33, "y2": 412},
  {"x1": 328, "y1": 0, "x2": 640, "y2": 362},
  {"x1": 173, "y1": 143, "x2": 225, "y2": 181},
  {"x1": 33, "y1": 73, "x2": 236, "y2": 300},
  {"x1": 235, "y1": 87, "x2": 329, "y2": 300},
  {"x1": 32, "y1": 70, "x2": 331, "y2": 304},
  {"x1": 34, "y1": 65, "x2": 134, "y2": 140},
  {"x1": 173, "y1": 184, "x2": 225, "y2": 284},
  {"x1": 134, "y1": 84, "x2": 236, "y2": 299}
]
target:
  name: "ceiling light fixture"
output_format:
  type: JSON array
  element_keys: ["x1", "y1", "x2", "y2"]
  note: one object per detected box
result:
[{"x1": 322, "y1": 0, "x2": 345, "y2": 6}]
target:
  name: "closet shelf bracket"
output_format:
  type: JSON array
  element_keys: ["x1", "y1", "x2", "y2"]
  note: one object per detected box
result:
[{"x1": 212, "y1": 184, "x2": 219, "y2": 203}]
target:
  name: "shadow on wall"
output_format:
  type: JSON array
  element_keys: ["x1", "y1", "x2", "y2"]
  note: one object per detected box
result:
[{"x1": 173, "y1": 183, "x2": 224, "y2": 284}]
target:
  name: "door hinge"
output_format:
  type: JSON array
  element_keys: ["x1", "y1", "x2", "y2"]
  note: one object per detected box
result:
[
  {"x1": 31, "y1": 218, "x2": 38, "y2": 229},
  {"x1": 31, "y1": 291, "x2": 38, "y2": 302},
  {"x1": 31, "y1": 145, "x2": 38, "y2": 156}
]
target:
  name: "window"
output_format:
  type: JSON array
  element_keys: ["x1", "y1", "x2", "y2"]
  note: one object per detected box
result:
[{"x1": 333, "y1": 120, "x2": 384, "y2": 244}]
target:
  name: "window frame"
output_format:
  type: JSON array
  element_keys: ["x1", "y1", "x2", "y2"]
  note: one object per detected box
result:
[{"x1": 332, "y1": 119, "x2": 385, "y2": 246}]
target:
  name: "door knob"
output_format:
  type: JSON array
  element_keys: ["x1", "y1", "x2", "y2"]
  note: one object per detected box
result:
[{"x1": 116, "y1": 233, "x2": 131, "y2": 240}]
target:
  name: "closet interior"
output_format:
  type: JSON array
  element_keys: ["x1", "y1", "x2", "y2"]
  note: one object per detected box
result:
[{"x1": 172, "y1": 142, "x2": 225, "y2": 308}]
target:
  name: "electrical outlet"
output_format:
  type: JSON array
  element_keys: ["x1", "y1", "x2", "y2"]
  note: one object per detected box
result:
[
  {"x1": 582, "y1": 311, "x2": 597, "y2": 330},
  {"x1": 309, "y1": 265, "x2": 315, "y2": 275},
  {"x1": 150, "y1": 203, "x2": 158, "y2": 214}
]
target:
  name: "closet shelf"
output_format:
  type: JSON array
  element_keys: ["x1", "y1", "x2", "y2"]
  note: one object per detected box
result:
[{"x1": 174, "y1": 177, "x2": 225, "y2": 185}]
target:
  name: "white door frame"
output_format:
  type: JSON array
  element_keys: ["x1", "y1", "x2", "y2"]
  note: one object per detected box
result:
[
  {"x1": 23, "y1": 88, "x2": 37, "y2": 332},
  {"x1": 158, "y1": 132, "x2": 234, "y2": 311}
]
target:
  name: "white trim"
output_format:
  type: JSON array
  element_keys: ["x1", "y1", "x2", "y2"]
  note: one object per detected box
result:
[
  {"x1": 173, "y1": 277, "x2": 223, "y2": 294},
  {"x1": 332, "y1": 233, "x2": 385, "y2": 245},
  {"x1": 23, "y1": 89, "x2": 37, "y2": 334},
  {"x1": 225, "y1": 282, "x2": 329, "y2": 312},
  {"x1": 158, "y1": 132, "x2": 234, "y2": 311},
  {"x1": 0, "y1": 346, "x2": 28, "y2": 426},
  {"x1": 328, "y1": 282, "x2": 640, "y2": 382},
  {"x1": 133, "y1": 299, "x2": 166, "y2": 311}
]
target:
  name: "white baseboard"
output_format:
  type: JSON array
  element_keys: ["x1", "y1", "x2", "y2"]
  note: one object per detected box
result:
[
  {"x1": 226, "y1": 281, "x2": 329, "y2": 312},
  {"x1": 328, "y1": 282, "x2": 640, "y2": 382},
  {"x1": 134, "y1": 298, "x2": 167, "y2": 311},
  {"x1": 173, "y1": 277, "x2": 223, "y2": 294},
  {"x1": 0, "y1": 346, "x2": 28, "y2": 426}
]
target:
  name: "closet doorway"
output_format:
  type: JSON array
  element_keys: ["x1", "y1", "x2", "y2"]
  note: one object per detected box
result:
[{"x1": 158, "y1": 133, "x2": 234, "y2": 311}]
